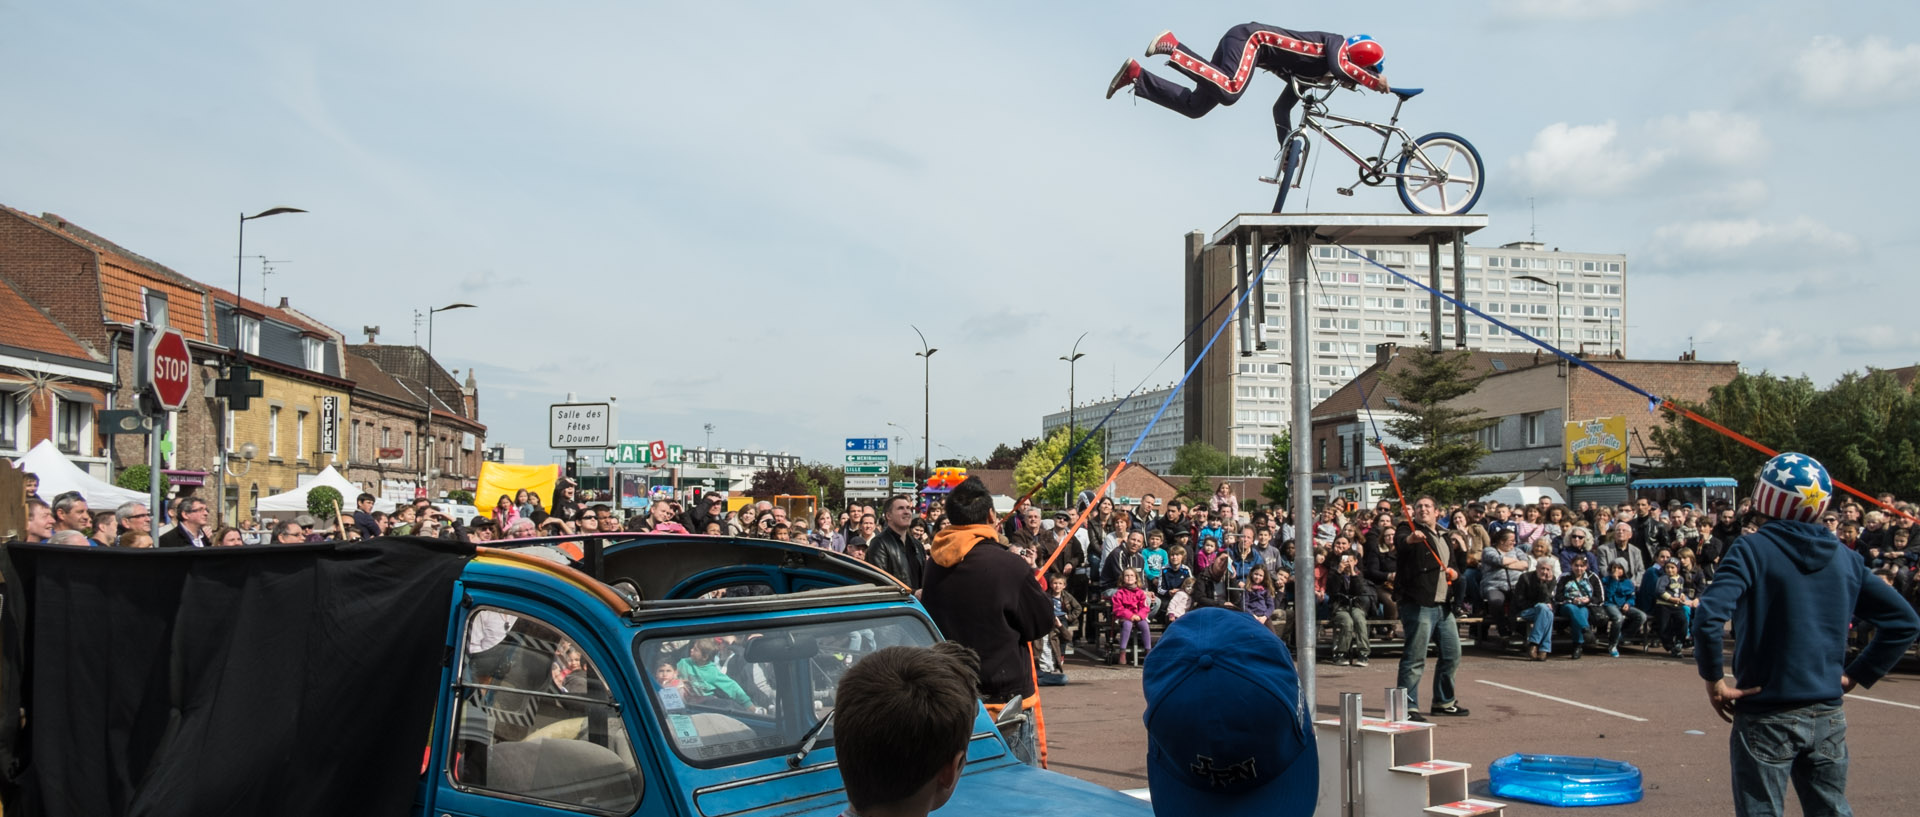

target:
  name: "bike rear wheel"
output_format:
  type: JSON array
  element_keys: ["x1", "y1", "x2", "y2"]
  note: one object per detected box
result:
[
  {"x1": 1396, "y1": 132, "x2": 1484, "y2": 215},
  {"x1": 1273, "y1": 137, "x2": 1306, "y2": 214}
]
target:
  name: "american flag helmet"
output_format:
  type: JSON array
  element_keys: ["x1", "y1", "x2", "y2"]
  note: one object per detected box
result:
[{"x1": 1752, "y1": 452, "x2": 1833, "y2": 523}]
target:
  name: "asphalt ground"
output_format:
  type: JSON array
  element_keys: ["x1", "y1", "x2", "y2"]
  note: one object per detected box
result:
[{"x1": 1040, "y1": 642, "x2": 1920, "y2": 816}]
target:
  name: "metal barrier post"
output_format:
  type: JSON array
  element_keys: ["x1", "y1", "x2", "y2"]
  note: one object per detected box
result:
[
  {"x1": 1340, "y1": 692, "x2": 1365, "y2": 817},
  {"x1": 1386, "y1": 686, "x2": 1409, "y2": 722}
]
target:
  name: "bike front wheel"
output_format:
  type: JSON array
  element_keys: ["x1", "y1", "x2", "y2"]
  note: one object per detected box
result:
[{"x1": 1396, "y1": 132, "x2": 1484, "y2": 215}]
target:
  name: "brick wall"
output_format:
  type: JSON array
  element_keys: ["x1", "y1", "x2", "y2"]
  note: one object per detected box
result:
[
  {"x1": 1570, "y1": 360, "x2": 1738, "y2": 451},
  {"x1": 0, "y1": 209, "x2": 107, "y2": 351}
]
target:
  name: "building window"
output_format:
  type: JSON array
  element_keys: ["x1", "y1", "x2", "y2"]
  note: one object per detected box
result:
[
  {"x1": 0, "y1": 390, "x2": 19, "y2": 451},
  {"x1": 1524, "y1": 413, "x2": 1545, "y2": 447},
  {"x1": 55, "y1": 398, "x2": 89, "y2": 456},
  {"x1": 351, "y1": 421, "x2": 362, "y2": 463},
  {"x1": 1477, "y1": 424, "x2": 1502, "y2": 451},
  {"x1": 268, "y1": 406, "x2": 281, "y2": 457},
  {"x1": 235, "y1": 316, "x2": 261, "y2": 355},
  {"x1": 297, "y1": 410, "x2": 309, "y2": 459},
  {"x1": 143, "y1": 289, "x2": 170, "y2": 328},
  {"x1": 1318, "y1": 438, "x2": 1327, "y2": 468},
  {"x1": 404, "y1": 432, "x2": 414, "y2": 467},
  {"x1": 303, "y1": 338, "x2": 325, "y2": 371}
]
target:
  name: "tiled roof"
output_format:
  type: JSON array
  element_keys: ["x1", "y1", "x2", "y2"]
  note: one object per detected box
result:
[
  {"x1": 204, "y1": 286, "x2": 335, "y2": 337},
  {"x1": 347, "y1": 344, "x2": 464, "y2": 415},
  {"x1": 8, "y1": 208, "x2": 214, "y2": 342},
  {"x1": 346, "y1": 352, "x2": 428, "y2": 408},
  {"x1": 0, "y1": 278, "x2": 97, "y2": 363},
  {"x1": 37, "y1": 212, "x2": 206, "y2": 292}
]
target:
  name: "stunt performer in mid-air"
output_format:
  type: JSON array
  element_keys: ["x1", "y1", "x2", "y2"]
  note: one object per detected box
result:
[{"x1": 1108, "y1": 23, "x2": 1392, "y2": 142}]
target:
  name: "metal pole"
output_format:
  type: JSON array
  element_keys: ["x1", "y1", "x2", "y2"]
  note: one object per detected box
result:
[
  {"x1": 1288, "y1": 226, "x2": 1317, "y2": 711},
  {"x1": 1341, "y1": 691, "x2": 1366, "y2": 817},
  {"x1": 1387, "y1": 686, "x2": 1409, "y2": 722},
  {"x1": 1236, "y1": 238, "x2": 1254, "y2": 356},
  {"x1": 1251, "y1": 230, "x2": 1269, "y2": 351},
  {"x1": 1451, "y1": 232, "x2": 1467, "y2": 349},
  {"x1": 150, "y1": 414, "x2": 163, "y2": 521},
  {"x1": 922, "y1": 350, "x2": 929, "y2": 489},
  {"x1": 1066, "y1": 363, "x2": 1075, "y2": 507},
  {"x1": 1427, "y1": 235, "x2": 1442, "y2": 352}
]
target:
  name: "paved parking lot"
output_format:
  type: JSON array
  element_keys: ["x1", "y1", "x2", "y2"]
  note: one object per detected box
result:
[{"x1": 1041, "y1": 644, "x2": 1920, "y2": 816}]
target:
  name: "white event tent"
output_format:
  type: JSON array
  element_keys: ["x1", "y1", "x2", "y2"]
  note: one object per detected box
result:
[
  {"x1": 256, "y1": 466, "x2": 396, "y2": 516},
  {"x1": 15, "y1": 439, "x2": 147, "y2": 509}
]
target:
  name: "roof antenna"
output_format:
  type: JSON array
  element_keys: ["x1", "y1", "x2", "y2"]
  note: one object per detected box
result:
[{"x1": 1529, "y1": 197, "x2": 1537, "y2": 242}]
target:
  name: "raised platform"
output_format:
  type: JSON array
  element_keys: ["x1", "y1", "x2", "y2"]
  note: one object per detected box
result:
[{"x1": 1209, "y1": 212, "x2": 1489, "y2": 248}]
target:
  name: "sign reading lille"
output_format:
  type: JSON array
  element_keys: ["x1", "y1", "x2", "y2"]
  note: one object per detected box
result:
[{"x1": 148, "y1": 328, "x2": 192, "y2": 411}]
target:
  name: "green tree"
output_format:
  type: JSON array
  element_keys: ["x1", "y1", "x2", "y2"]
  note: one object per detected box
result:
[
  {"x1": 985, "y1": 438, "x2": 1037, "y2": 470},
  {"x1": 1259, "y1": 431, "x2": 1292, "y2": 508},
  {"x1": 1179, "y1": 473, "x2": 1215, "y2": 505},
  {"x1": 1380, "y1": 348, "x2": 1507, "y2": 505},
  {"x1": 1012, "y1": 426, "x2": 1107, "y2": 507},
  {"x1": 1650, "y1": 369, "x2": 1919, "y2": 498},
  {"x1": 1170, "y1": 440, "x2": 1259, "y2": 477},
  {"x1": 115, "y1": 465, "x2": 169, "y2": 498},
  {"x1": 308, "y1": 485, "x2": 345, "y2": 521}
]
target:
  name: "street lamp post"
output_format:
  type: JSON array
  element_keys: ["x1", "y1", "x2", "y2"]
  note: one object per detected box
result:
[
  {"x1": 1517, "y1": 274, "x2": 1571, "y2": 451},
  {"x1": 423, "y1": 303, "x2": 477, "y2": 496},
  {"x1": 217, "y1": 206, "x2": 304, "y2": 524},
  {"x1": 1060, "y1": 333, "x2": 1087, "y2": 509},
  {"x1": 912, "y1": 326, "x2": 937, "y2": 491}
]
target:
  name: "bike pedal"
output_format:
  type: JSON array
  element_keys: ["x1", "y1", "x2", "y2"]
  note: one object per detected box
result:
[
  {"x1": 1258, "y1": 176, "x2": 1279, "y2": 185},
  {"x1": 1336, "y1": 187, "x2": 1355, "y2": 196}
]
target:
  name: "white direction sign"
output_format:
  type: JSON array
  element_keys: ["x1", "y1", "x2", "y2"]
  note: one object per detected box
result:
[
  {"x1": 845, "y1": 488, "x2": 889, "y2": 500},
  {"x1": 550, "y1": 403, "x2": 612, "y2": 449},
  {"x1": 844, "y1": 476, "x2": 890, "y2": 489},
  {"x1": 845, "y1": 454, "x2": 890, "y2": 463}
]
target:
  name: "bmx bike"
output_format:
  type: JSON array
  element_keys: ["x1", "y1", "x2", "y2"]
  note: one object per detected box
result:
[{"x1": 1261, "y1": 75, "x2": 1484, "y2": 215}]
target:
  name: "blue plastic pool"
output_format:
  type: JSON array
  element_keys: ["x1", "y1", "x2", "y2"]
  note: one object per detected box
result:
[{"x1": 1488, "y1": 753, "x2": 1643, "y2": 807}]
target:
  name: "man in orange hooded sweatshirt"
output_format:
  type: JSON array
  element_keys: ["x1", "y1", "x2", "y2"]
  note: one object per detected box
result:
[{"x1": 922, "y1": 475, "x2": 1057, "y2": 763}]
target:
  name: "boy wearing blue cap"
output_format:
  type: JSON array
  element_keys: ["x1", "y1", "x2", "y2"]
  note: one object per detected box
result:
[{"x1": 1143, "y1": 606, "x2": 1317, "y2": 817}]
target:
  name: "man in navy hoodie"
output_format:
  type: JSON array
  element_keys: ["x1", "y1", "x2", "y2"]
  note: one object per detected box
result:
[{"x1": 1693, "y1": 452, "x2": 1918, "y2": 817}]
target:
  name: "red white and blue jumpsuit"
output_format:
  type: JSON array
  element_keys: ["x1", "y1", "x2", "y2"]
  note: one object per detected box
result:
[{"x1": 1135, "y1": 23, "x2": 1390, "y2": 141}]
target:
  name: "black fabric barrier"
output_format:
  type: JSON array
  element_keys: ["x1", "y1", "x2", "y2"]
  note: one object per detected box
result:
[{"x1": 0, "y1": 537, "x2": 474, "y2": 817}]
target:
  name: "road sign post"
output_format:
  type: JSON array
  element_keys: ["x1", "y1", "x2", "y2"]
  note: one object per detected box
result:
[{"x1": 135, "y1": 323, "x2": 193, "y2": 522}]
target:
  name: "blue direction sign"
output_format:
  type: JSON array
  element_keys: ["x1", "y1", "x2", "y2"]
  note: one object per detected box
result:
[{"x1": 845, "y1": 437, "x2": 889, "y2": 452}]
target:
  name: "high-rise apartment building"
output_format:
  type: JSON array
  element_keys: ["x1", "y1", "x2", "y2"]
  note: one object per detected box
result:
[
  {"x1": 1183, "y1": 231, "x2": 1628, "y2": 460},
  {"x1": 1040, "y1": 385, "x2": 1183, "y2": 474}
]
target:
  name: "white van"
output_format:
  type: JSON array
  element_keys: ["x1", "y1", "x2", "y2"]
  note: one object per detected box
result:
[{"x1": 1480, "y1": 486, "x2": 1566, "y2": 507}]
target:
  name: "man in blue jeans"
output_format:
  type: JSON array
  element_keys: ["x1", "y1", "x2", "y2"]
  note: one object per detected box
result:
[
  {"x1": 1694, "y1": 452, "x2": 1918, "y2": 817},
  {"x1": 1394, "y1": 496, "x2": 1469, "y2": 721}
]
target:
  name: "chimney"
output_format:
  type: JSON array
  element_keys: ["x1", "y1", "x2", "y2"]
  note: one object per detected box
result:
[
  {"x1": 1375, "y1": 342, "x2": 1397, "y2": 365},
  {"x1": 277, "y1": 296, "x2": 290, "y2": 309}
]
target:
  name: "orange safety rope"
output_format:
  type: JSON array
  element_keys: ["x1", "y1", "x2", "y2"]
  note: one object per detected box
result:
[
  {"x1": 1033, "y1": 461, "x2": 1128, "y2": 580},
  {"x1": 1664, "y1": 400, "x2": 1918, "y2": 525}
]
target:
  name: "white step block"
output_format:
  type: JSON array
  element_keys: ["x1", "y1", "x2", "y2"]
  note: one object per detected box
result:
[{"x1": 1424, "y1": 797, "x2": 1507, "y2": 816}]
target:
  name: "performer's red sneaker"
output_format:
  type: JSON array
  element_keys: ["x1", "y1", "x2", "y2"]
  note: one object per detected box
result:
[
  {"x1": 1145, "y1": 30, "x2": 1179, "y2": 57},
  {"x1": 1106, "y1": 59, "x2": 1142, "y2": 99}
]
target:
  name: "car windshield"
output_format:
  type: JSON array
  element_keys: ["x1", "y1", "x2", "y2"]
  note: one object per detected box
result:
[{"x1": 638, "y1": 613, "x2": 939, "y2": 765}]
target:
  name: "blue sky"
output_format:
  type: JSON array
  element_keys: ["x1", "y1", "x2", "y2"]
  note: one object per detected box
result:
[{"x1": 4, "y1": 1, "x2": 1915, "y2": 465}]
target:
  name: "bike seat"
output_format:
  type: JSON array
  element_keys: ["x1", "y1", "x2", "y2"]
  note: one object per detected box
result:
[{"x1": 1390, "y1": 87, "x2": 1424, "y2": 100}]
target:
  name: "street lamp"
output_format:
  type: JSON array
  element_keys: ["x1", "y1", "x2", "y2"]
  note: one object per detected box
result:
[
  {"x1": 1517, "y1": 273, "x2": 1571, "y2": 433},
  {"x1": 912, "y1": 326, "x2": 937, "y2": 490},
  {"x1": 218, "y1": 206, "x2": 303, "y2": 524},
  {"x1": 1514, "y1": 275, "x2": 1561, "y2": 353},
  {"x1": 421, "y1": 303, "x2": 476, "y2": 498},
  {"x1": 1060, "y1": 332, "x2": 1087, "y2": 509}
]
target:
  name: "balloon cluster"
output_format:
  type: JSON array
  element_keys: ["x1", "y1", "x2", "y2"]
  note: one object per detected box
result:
[{"x1": 926, "y1": 467, "x2": 969, "y2": 491}]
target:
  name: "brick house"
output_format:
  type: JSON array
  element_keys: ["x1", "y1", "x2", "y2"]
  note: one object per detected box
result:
[
  {"x1": 0, "y1": 278, "x2": 114, "y2": 474},
  {"x1": 343, "y1": 344, "x2": 485, "y2": 504},
  {"x1": 0, "y1": 206, "x2": 220, "y2": 485}
]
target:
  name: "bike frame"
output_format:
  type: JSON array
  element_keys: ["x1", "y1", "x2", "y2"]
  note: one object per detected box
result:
[{"x1": 1281, "y1": 76, "x2": 1450, "y2": 188}]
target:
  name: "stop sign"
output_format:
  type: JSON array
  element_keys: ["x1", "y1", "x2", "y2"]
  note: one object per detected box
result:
[{"x1": 148, "y1": 328, "x2": 192, "y2": 410}]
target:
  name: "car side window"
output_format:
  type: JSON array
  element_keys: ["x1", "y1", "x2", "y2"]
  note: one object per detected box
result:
[{"x1": 453, "y1": 606, "x2": 642, "y2": 813}]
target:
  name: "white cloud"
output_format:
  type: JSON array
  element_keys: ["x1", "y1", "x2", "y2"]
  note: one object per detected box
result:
[
  {"x1": 1658, "y1": 215, "x2": 1850, "y2": 253},
  {"x1": 1793, "y1": 36, "x2": 1920, "y2": 107},
  {"x1": 1646, "y1": 111, "x2": 1768, "y2": 166},
  {"x1": 1491, "y1": 0, "x2": 1660, "y2": 20},
  {"x1": 1835, "y1": 325, "x2": 1920, "y2": 356},
  {"x1": 1508, "y1": 121, "x2": 1666, "y2": 195}
]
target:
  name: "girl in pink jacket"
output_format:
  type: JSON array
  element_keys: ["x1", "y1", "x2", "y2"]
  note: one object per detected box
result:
[{"x1": 1112, "y1": 568, "x2": 1153, "y2": 662}]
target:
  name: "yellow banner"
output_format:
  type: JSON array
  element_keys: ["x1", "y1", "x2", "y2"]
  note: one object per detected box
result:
[
  {"x1": 475, "y1": 462, "x2": 562, "y2": 518},
  {"x1": 1565, "y1": 416, "x2": 1628, "y2": 486}
]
